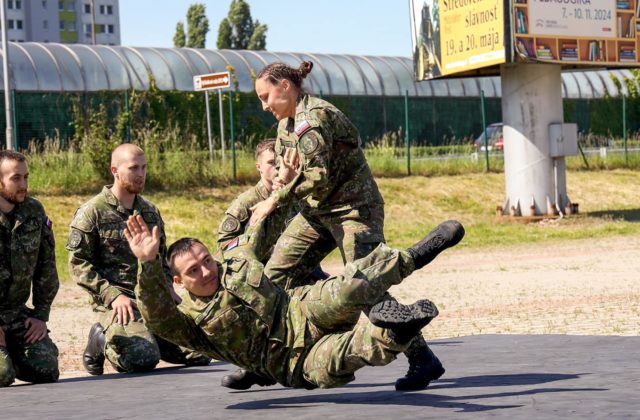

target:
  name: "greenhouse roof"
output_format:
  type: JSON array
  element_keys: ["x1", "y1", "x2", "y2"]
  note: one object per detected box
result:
[{"x1": 0, "y1": 42, "x2": 635, "y2": 99}]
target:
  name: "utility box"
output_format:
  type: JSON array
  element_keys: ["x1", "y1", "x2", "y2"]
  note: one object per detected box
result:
[{"x1": 549, "y1": 123, "x2": 578, "y2": 158}]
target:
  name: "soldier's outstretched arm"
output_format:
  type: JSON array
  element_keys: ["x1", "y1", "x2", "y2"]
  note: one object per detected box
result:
[{"x1": 125, "y1": 216, "x2": 212, "y2": 355}]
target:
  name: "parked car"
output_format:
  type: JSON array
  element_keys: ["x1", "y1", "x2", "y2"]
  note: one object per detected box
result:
[{"x1": 474, "y1": 123, "x2": 504, "y2": 151}]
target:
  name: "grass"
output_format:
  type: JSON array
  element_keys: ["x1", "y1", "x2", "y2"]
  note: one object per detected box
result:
[{"x1": 36, "y1": 169, "x2": 640, "y2": 284}]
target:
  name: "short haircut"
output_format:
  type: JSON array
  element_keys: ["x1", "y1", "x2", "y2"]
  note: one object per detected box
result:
[
  {"x1": 255, "y1": 138, "x2": 276, "y2": 160},
  {"x1": 0, "y1": 150, "x2": 26, "y2": 166},
  {"x1": 167, "y1": 237, "x2": 207, "y2": 275}
]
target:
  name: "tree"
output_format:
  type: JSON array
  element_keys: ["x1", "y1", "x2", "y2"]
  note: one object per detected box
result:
[
  {"x1": 186, "y1": 3, "x2": 209, "y2": 48},
  {"x1": 216, "y1": 0, "x2": 267, "y2": 50},
  {"x1": 173, "y1": 21, "x2": 186, "y2": 48},
  {"x1": 247, "y1": 20, "x2": 267, "y2": 50}
]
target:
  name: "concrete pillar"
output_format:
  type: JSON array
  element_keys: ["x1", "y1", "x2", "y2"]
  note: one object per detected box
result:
[{"x1": 501, "y1": 63, "x2": 568, "y2": 216}]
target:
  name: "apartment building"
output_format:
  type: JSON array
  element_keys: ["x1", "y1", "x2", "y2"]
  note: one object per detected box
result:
[{"x1": 5, "y1": 0, "x2": 120, "y2": 45}]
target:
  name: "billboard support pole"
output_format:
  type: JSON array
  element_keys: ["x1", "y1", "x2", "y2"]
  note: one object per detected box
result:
[
  {"x1": 219, "y1": 89, "x2": 225, "y2": 164},
  {"x1": 1, "y1": 0, "x2": 14, "y2": 151},
  {"x1": 229, "y1": 91, "x2": 236, "y2": 180},
  {"x1": 623, "y1": 94, "x2": 628, "y2": 165}
]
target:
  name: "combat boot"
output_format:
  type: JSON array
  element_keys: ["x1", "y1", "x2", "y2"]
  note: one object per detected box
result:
[
  {"x1": 221, "y1": 368, "x2": 277, "y2": 390},
  {"x1": 82, "y1": 322, "x2": 106, "y2": 375},
  {"x1": 369, "y1": 299, "x2": 439, "y2": 344},
  {"x1": 395, "y1": 343, "x2": 445, "y2": 391},
  {"x1": 407, "y1": 220, "x2": 465, "y2": 270}
]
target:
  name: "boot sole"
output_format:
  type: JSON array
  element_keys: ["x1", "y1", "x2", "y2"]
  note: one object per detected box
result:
[{"x1": 369, "y1": 299, "x2": 439, "y2": 330}]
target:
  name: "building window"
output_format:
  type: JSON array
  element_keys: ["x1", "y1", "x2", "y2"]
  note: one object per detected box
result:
[
  {"x1": 59, "y1": 20, "x2": 65, "y2": 30},
  {"x1": 67, "y1": 21, "x2": 76, "y2": 31},
  {"x1": 106, "y1": 5, "x2": 113, "y2": 15},
  {"x1": 8, "y1": 20, "x2": 14, "y2": 30},
  {"x1": 67, "y1": 0, "x2": 75, "y2": 10},
  {"x1": 84, "y1": 3, "x2": 90, "y2": 13},
  {"x1": 42, "y1": 0, "x2": 47, "y2": 9},
  {"x1": 84, "y1": 23, "x2": 92, "y2": 34},
  {"x1": 16, "y1": 20, "x2": 22, "y2": 30},
  {"x1": 58, "y1": 1, "x2": 64, "y2": 10},
  {"x1": 15, "y1": 0, "x2": 22, "y2": 9},
  {"x1": 43, "y1": 20, "x2": 48, "y2": 30},
  {"x1": 99, "y1": 4, "x2": 104, "y2": 14}
]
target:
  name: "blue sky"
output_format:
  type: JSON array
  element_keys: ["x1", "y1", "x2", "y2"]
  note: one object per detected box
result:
[{"x1": 120, "y1": 0, "x2": 413, "y2": 57}]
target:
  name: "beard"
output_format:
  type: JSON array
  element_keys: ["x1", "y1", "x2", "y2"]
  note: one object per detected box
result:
[
  {"x1": 120, "y1": 178, "x2": 145, "y2": 194},
  {"x1": 0, "y1": 181, "x2": 26, "y2": 204}
]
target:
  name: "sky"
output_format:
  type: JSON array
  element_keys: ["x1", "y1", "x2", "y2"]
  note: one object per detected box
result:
[{"x1": 120, "y1": 0, "x2": 414, "y2": 57}]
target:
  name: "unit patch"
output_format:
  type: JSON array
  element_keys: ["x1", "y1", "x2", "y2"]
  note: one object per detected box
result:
[
  {"x1": 221, "y1": 217, "x2": 240, "y2": 233},
  {"x1": 67, "y1": 230, "x2": 82, "y2": 249},
  {"x1": 300, "y1": 132, "x2": 320, "y2": 155}
]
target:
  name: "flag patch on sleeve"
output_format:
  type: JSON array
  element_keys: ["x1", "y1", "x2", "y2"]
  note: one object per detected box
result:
[
  {"x1": 294, "y1": 120, "x2": 312, "y2": 136},
  {"x1": 225, "y1": 238, "x2": 239, "y2": 251}
]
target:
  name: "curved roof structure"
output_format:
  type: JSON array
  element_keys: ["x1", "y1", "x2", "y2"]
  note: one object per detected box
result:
[{"x1": 0, "y1": 42, "x2": 635, "y2": 99}]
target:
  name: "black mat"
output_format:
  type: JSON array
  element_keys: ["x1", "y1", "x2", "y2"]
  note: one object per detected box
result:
[{"x1": 2, "y1": 335, "x2": 638, "y2": 419}]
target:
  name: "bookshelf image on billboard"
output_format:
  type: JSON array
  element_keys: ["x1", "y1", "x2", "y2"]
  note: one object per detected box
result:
[{"x1": 513, "y1": 0, "x2": 640, "y2": 64}]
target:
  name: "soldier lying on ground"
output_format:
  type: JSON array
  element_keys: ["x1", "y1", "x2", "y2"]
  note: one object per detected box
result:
[
  {"x1": 124, "y1": 214, "x2": 464, "y2": 390},
  {"x1": 216, "y1": 138, "x2": 330, "y2": 389},
  {"x1": 0, "y1": 150, "x2": 59, "y2": 387},
  {"x1": 67, "y1": 144, "x2": 210, "y2": 375}
]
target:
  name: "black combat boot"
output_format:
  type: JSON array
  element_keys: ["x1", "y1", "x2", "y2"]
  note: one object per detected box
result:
[
  {"x1": 395, "y1": 342, "x2": 445, "y2": 391},
  {"x1": 82, "y1": 322, "x2": 106, "y2": 375},
  {"x1": 407, "y1": 220, "x2": 465, "y2": 270},
  {"x1": 221, "y1": 368, "x2": 277, "y2": 390},
  {"x1": 369, "y1": 299, "x2": 439, "y2": 344}
]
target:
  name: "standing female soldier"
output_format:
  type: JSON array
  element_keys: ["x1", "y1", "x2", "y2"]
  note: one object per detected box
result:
[{"x1": 250, "y1": 61, "x2": 443, "y2": 391}]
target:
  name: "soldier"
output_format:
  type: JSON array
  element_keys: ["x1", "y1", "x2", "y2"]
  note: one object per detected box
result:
[
  {"x1": 251, "y1": 61, "x2": 444, "y2": 391},
  {"x1": 217, "y1": 138, "x2": 329, "y2": 389},
  {"x1": 67, "y1": 144, "x2": 210, "y2": 375},
  {"x1": 125, "y1": 213, "x2": 464, "y2": 390},
  {"x1": 0, "y1": 150, "x2": 59, "y2": 387}
]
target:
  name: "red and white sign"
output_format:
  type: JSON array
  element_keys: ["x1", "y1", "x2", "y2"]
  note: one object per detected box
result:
[{"x1": 193, "y1": 71, "x2": 231, "y2": 91}]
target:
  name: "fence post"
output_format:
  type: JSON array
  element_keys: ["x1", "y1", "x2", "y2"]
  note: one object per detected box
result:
[
  {"x1": 229, "y1": 91, "x2": 236, "y2": 180},
  {"x1": 404, "y1": 90, "x2": 411, "y2": 176},
  {"x1": 124, "y1": 90, "x2": 131, "y2": 142},
  {"x1": 623, "y1": 94, "x2": 628, "y2": 165},
  {"x1": 481, "y1": 89, "x2": 490, "y2": 172}
]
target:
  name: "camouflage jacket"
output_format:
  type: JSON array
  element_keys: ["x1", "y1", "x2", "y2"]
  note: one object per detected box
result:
[
  {"x1": 136, "y1": 244, "x2": 311, "y2": 388},
  {"x1": 272, "y1": 94, "x2": 384, "y2": 215},
  {"x1": 217, "y1": 180, "x2": 293, "y2": 260},
  {"x1": 0, "y1": 197, "x2": 59, "y2": 326},
  {"x1": 67, "y1": 186, "x2": 170, "y2": 310}
]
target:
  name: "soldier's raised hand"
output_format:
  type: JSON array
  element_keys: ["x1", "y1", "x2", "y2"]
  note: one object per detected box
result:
[{"x1": 124, "y1": 215, "x2": 160, "y2": 262}]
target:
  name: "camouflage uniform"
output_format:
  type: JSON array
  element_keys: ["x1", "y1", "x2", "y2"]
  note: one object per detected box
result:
[
  {"x1": 217, "y1": 180, "x2": 293, "y2": 259},
  {"x1": 136, "y1": 228, "x2": 418, "y2": 389},
  {"x1": 67, "y1": 186, "x2": 208, "y2": 372},
  {"x1": 265, "y1": 93, "x2": 385, "y2": 289},
  {"x1": 265, "y1": 94, "x2": 432, "y2": 374},
  {"x1": 0, "y1": 197, "x2": 59, "y2": 387}
]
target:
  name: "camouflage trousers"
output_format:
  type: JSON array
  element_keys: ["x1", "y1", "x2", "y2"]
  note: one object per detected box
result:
[
  {"x1": 288, "y1": 242, "x2": 417, "y2": 389},
  {"x1": 264, "y1": 205, "x2": 385, "y2": 290},
  {"x1": 0, "y1": 320, "x2": 59, "y2": 387},
  {"x1": 99, "y1": 308, "x2": 210, "y2": 372}
]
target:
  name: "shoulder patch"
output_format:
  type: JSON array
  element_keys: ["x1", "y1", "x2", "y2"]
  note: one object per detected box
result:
[
  {"x1": 67, "y1": 229, "x2": 83, "y2": 249},
  {"x1": 221, "y1": 217, "x2": 240, "y2": 233},
  {"x1": 225, "y1": 238, "x2": 239, "y2": 251},
  {"x1": 299, "y1": 131, "x2": 320, "y2": 155},
  {"x1": 294, "y1": 120, "x2": 312, "y2": 136}
]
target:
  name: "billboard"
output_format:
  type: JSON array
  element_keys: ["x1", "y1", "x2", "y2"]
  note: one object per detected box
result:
[
  {"x1": 513, "y1": 0, "x2": 640, "y2": 65},
  {"x1": 410, "y1": 0, "x2": 506, "y2": 80}
]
